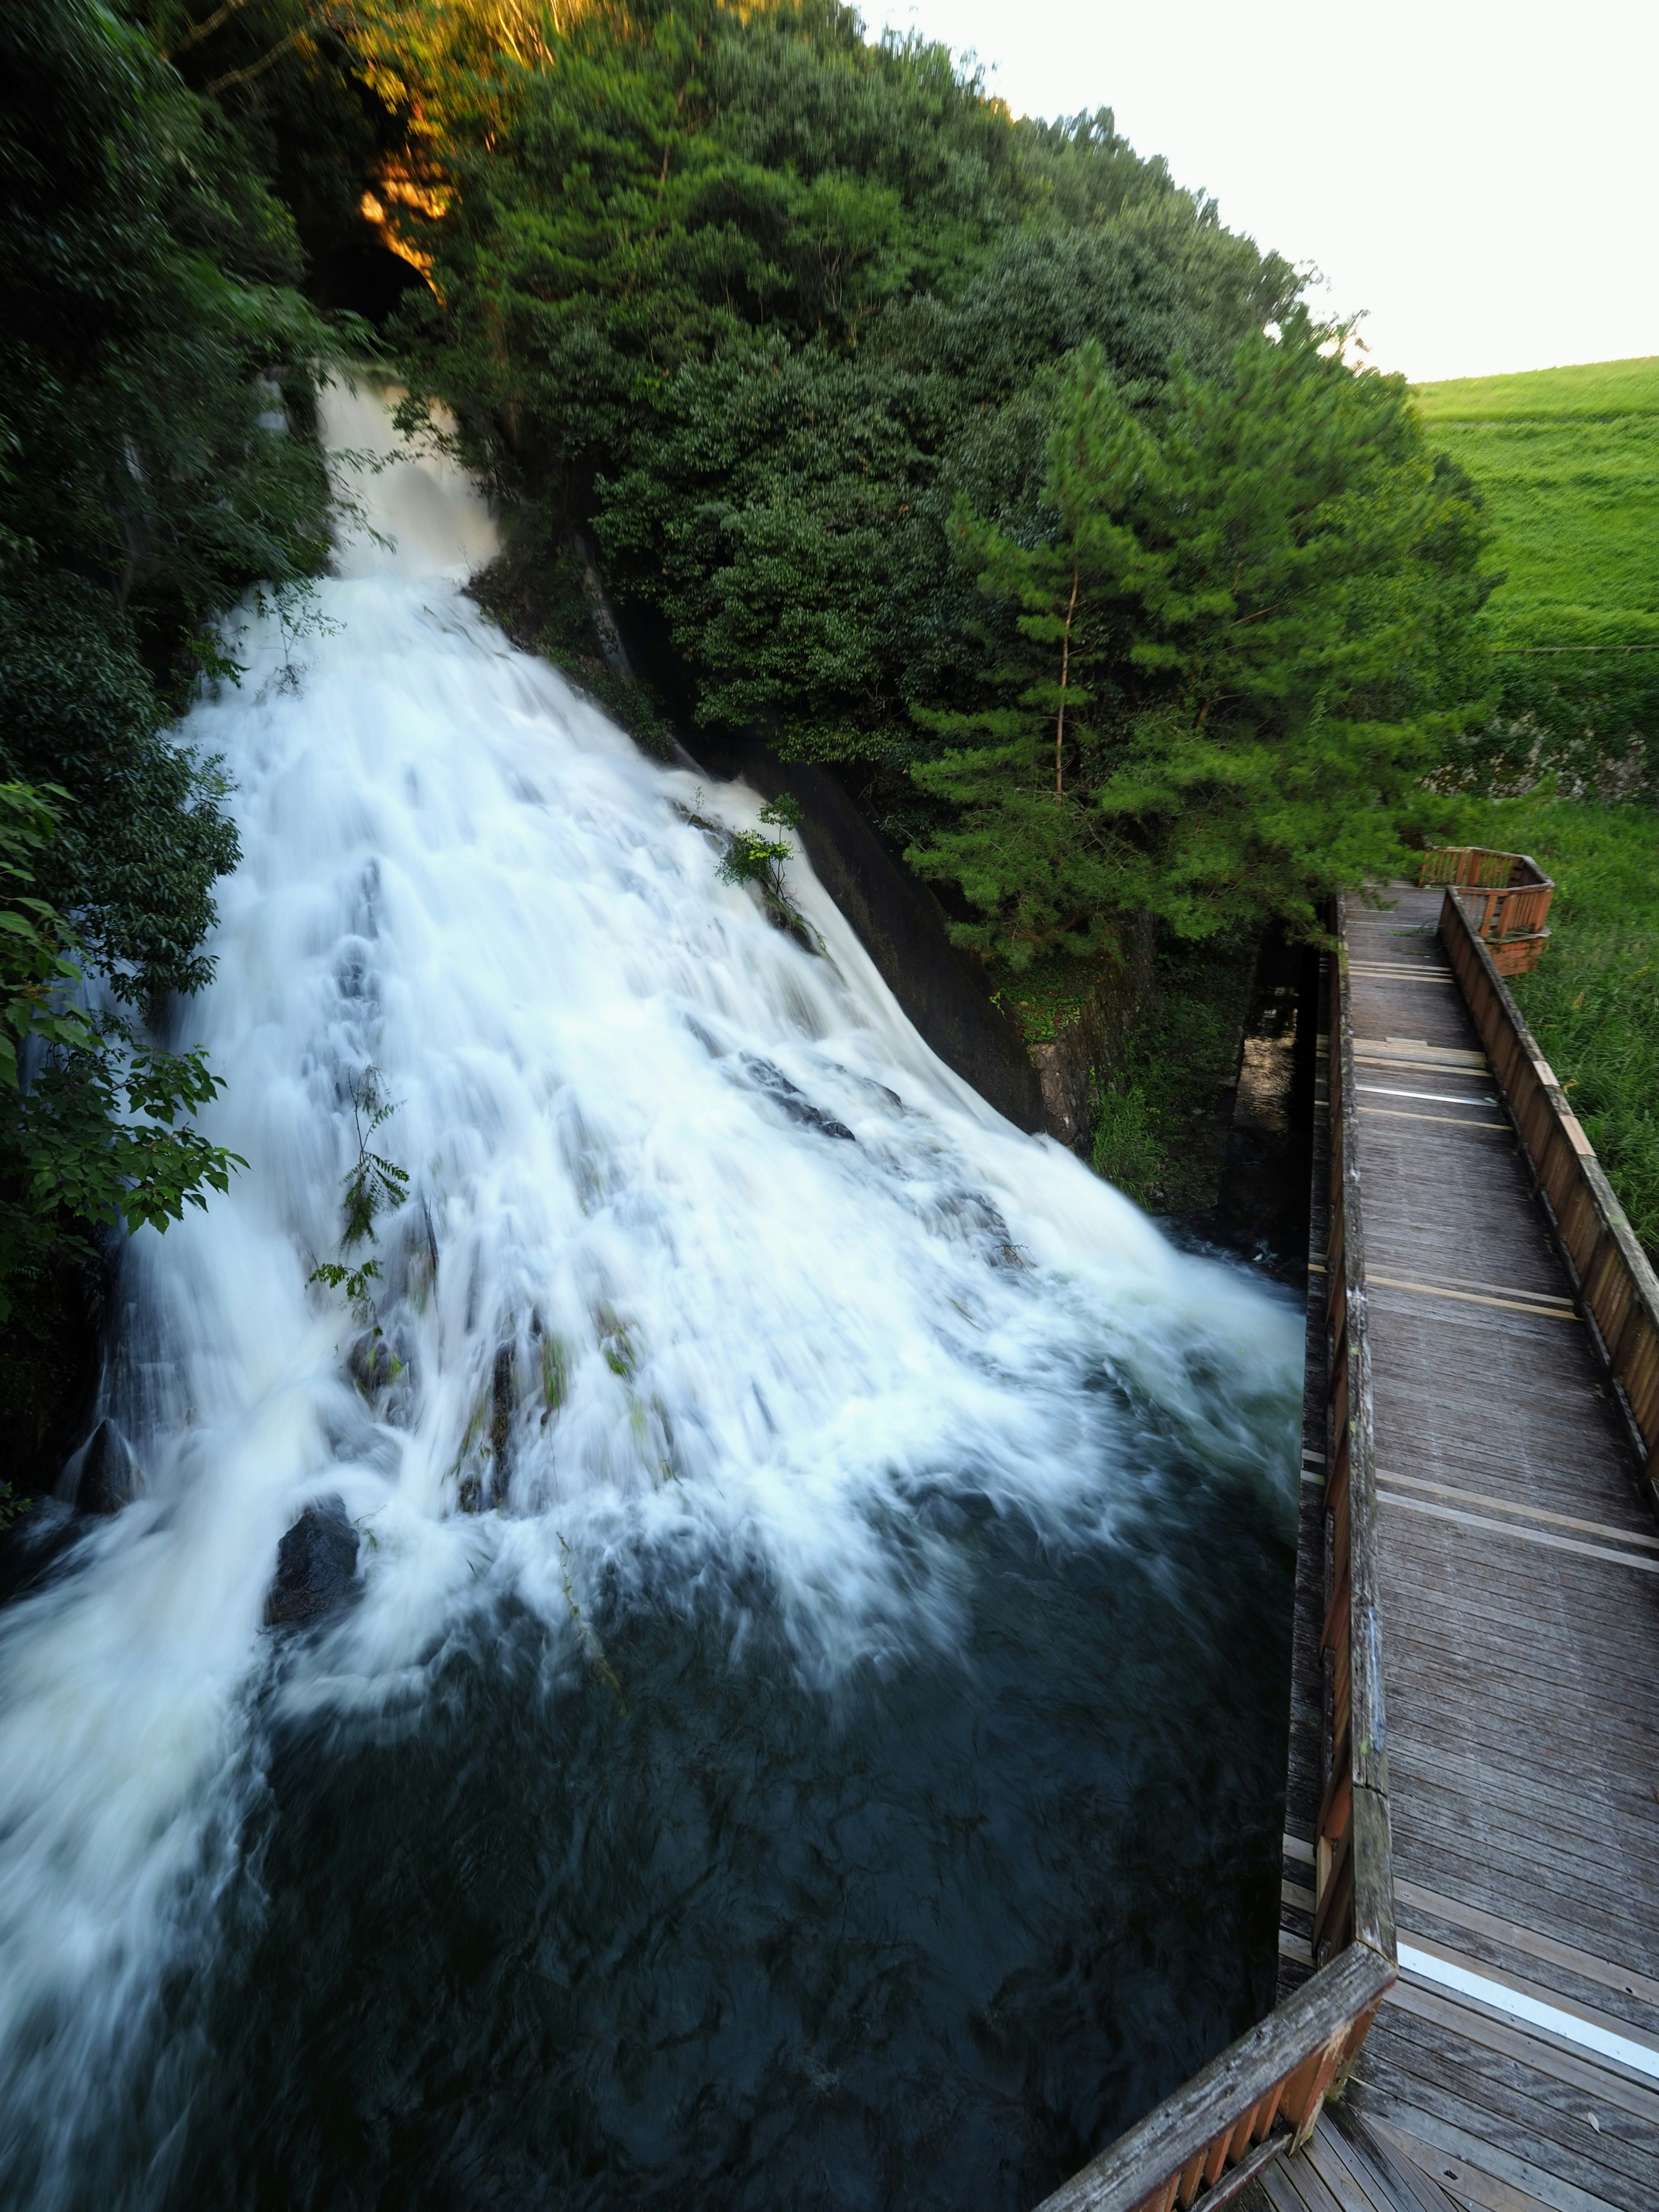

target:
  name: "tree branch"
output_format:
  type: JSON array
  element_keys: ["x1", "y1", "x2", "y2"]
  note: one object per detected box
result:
[
  {"x1": 162, "y1": 0, "x2": 259, "y2": 60},
  {"x1": 1055, "y1": 559, "x2": 1080, "y2": 800},
  {"x1": 204, "y1": 25, "x2": 306, "y2": 96}
]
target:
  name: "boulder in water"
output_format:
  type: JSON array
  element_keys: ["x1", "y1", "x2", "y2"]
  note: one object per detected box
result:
[
  {"x1": 266, "y1": 1497, "x2": 359, "y2": 1628},
  {"x1": 74, "y1": 1420, "x2": 139, "y2": 1516},
  {"x1": 740, "y1": 1054, "x2": 855, "y2": 1141}
]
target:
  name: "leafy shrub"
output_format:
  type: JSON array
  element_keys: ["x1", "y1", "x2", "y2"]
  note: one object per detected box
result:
[
  {"x1": 1090, "y1": 1081, "x2": 1163, "y2": 1207},
  {"x1": 716, "y1": 798, "x2": 801, "y2": 903},
  {"x1": 0, "y1": 785, "x2": 245, "y2": 1473},
  {"x1": 0, "y1": 0, "x2": 356, "y2": 1473}
]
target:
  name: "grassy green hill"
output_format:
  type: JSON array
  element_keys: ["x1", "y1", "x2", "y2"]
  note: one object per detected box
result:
[
  {"x1": 1415, "y1": 357, "x2": 1659, "y2": 788},
  {"x1": 1416, "y1": 356, "x2": 1659, "y2": 639}
]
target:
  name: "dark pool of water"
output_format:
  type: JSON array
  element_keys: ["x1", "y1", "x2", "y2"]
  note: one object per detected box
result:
[{"x1": 93, "y1": 1473, "x2": 1295, "y2": 2212}]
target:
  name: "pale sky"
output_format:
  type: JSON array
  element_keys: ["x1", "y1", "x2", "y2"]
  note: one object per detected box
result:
[{"x1": 870, "y1": 0, "x2": 1658, "y2": 385}]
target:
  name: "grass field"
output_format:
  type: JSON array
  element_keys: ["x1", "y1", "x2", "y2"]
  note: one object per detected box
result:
[{"x1": 1415, "y1": 356, "x2": 1659, "y2": 644}]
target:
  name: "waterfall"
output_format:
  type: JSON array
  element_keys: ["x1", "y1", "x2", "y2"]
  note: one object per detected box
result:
[{"x1": 0, "y1": 381, "x2": 1302, "y2": 2211}]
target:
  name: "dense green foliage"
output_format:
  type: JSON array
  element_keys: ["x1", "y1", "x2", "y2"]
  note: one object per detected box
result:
[
  {"x1": 1085, "y1": 943, "x2": 1258, "y2": 1214},
  {"x1": 2, "y1": 0, "x2": 339, "y2": 656},
  {"x1": 1417, "y1": 358, "x2": 1659, "y2": 793},
  {"x1": 0, "y1": 784, "x2": 245, "y2": 1467},
  {"x1": 0, "y1": 0, "x2": 350, "y2": 1467},
  {"x1": 358, "y1": 0, "x2": 1486, "y2": 978},
  {"x1": 1450, "y1": 797, "x2": 1659, "y2": 1260},
  {"x1": 909, "y1": 334, "x2": 1487, "y2": 964}
]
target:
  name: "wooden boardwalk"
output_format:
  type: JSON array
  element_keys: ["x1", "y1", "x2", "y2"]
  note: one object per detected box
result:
[{"x1": 1258, "y1": 885, "x2": 1659, "y2": 2212}]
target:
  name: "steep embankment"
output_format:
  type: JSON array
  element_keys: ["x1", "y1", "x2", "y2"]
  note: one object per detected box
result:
[{"x1": 1417, "y1": 355, "x2": 1659, "y2": 788}]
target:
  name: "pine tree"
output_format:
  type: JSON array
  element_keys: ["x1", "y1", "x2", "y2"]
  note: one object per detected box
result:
[{"x1": 909, "y1": 326, "x2": 1490, "y2": 962}]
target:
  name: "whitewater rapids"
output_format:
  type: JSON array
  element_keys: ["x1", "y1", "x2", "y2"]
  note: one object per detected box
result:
[{"x1": 0, "y1": 380, "x2": 1300, "y2": 2209}]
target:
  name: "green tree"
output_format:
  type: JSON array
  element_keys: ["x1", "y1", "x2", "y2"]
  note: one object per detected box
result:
[
  {"x1": 909, "y1": 328, "x2": 1491, "y2": 963},
  {"x1": 0, "y1": 786, "x2": 245, "y2": 1459},
  {"x1": 0, "y1": 0, "x2": 358, "y2": 1475},
  {"x1": 360, "y1": 1, "x2": 1295, "y2": 774},
  {"x1": 1, "y1": 0, "x2": 352, "y2": 1017}
]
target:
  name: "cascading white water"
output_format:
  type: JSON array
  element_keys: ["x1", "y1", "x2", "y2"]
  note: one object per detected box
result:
[{"x1": 0, "y1": 380, "x2": 1300, "y2": 2206}]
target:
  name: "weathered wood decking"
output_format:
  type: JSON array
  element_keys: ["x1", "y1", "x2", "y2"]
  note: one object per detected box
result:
[{"x1": 1260, "y1": 884, "x2": 1659, "y2": 2212}]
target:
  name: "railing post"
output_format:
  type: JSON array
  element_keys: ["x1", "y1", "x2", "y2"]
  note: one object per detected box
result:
[{"x1": 1419, "y1": 847, "x2": 1553, "y2": 975}]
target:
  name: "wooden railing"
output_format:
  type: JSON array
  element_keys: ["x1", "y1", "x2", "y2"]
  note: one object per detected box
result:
[
  {"x1": 1030, "y1": 1947, "x2": 1393, "y2": 2212},
  {"x1": 1035, "y1": 902, "x2": 1395, "y2": 2212},
  {"x1": 1419, "y1": 846, "x2": 1553, "y2": 976},
  {"x1": 1440, "y1": 891, "x2": 1659, "y2": 1492},
  {"x1": 1315, "y1": 908, "x2": 1395, "y2": 1974}
]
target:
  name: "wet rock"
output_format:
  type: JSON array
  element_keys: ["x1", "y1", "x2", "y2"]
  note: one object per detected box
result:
[
  {"x1": 760, "y1": 886, "x2": 822, "y2": 956},
  {"x1": 347, "y1": 1327, "x2": 398, "y2": 1394},
  {"x1": 266, "y1": 1496, "x2": 359, "y2": 1628},
  {"x1": 488, "y1": 1341, "x2": 516, "y2": 1488},
  {"x1": 740, "y1": 1054, "x2": 855, "y2": 1141},
  {"x1": 75, "y1": 1419, "x2": 139, "y2": 1516}
]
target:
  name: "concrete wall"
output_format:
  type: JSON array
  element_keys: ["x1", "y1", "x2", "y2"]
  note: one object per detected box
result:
[{"x1": 691, "y1": 737, "x2": 1047, "y2": 1134}]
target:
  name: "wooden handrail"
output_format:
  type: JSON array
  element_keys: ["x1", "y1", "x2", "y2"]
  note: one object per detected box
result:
[
  {"x1": 1440, "y1": 891, "x2": 1659, "y2": 1493},
  {"x1": 1033, "y1": 1946, "x2": 1394, "y2": 2212},
  {"x1": 1035, "y1": 902, "x2": 1395, "y2": 2212},
  {"x1": 1418, "y1": 847, "x2": 1553, "y2": 976},
  {"x1": 1320, "y1": 903, "x2": 1395, "y2": 1965}
]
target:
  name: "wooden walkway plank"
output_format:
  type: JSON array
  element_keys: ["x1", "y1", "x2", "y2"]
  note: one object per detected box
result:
[
  {"x1": 1335, "y1": 2115, "x2": 1466, "y2": 2212},
  {"x1": 1392, "y1": 1885, "x2": 1659, "y2": 2015},
  {"x1": 1302, "y1": 2121, "x2": 1407, "y2": 2212},
  {"x1": 1067, "y1": 875, "x2": 1659, "y2": 2212},
  {"x1": 1383, "y1": 1977, "x2": 1659, "y2": 2133},
  {"x1": 1348, "y1": 2073, "x2": 1632, "y2": 2212}
]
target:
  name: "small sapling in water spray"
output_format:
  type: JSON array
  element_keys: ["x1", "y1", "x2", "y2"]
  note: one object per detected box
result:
[
  {"x1": 308, "y1": 1067, "x2": 410, "y2": 1344},
  {"x1": 715, "y1": 795, "x2": 819, "y2": 948},
  {"x1": 716, "y1": 794, "x2": 801, "y2": 904}
]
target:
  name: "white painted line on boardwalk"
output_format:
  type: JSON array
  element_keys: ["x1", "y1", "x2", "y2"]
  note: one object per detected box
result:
[
  {"x1": 1378, "y1": 1488, "x2": 1659, "y2": 1571},
  {"x1": 1398, "y1": 1943, "x2": 1659, "y2": 2082},
  {"x1": 1356, "y1": 1060, "x2": 1492, "y2": 1079},
  {"x1": 1359, "y1": 1106, "x2": 1510, "y2": 1131},
  {"x1": 1357, "y1": 1037, "x2": 1487, "y2": 1062},
  {"x1": 1357, "y1": 1084, "x2": 1499, "y2": 1108},
  {"x1": 1368, "y1": 1274, "x2": 1577, "y2": 1320},
  {"x1": 1378, "y1": 1469, "x2": 1659, "y2": 1548},
  {"x1": 1365, "y1": 1265, "x2": 1572, "y2": 1306}
]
